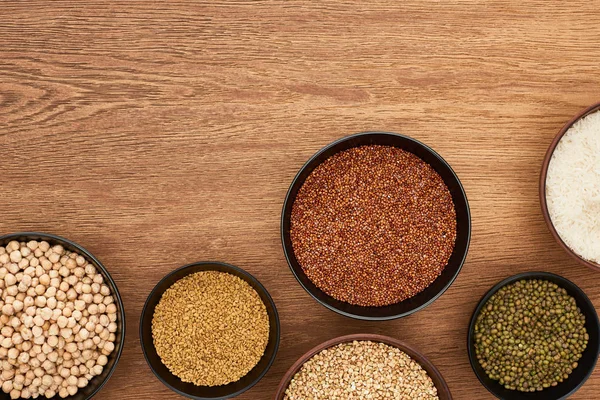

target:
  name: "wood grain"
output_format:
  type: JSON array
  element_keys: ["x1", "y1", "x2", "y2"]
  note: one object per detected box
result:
[{"x1": 1, "y1": 1, "x2": 600, "y2": 398}]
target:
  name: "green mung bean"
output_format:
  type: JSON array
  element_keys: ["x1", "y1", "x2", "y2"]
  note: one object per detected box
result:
[{"x1": 474, "y1": 279, "x2": 588, "y2": 392}]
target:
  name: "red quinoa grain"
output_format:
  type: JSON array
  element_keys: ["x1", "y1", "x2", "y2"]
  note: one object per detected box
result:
[{"x1": 290, "y1": 145, "x2": 457, "y2": 307}]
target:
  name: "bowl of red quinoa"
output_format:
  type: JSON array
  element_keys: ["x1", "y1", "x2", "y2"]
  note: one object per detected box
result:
[
  {"x1": 274, "y1": 333, "x2": 452, "y2": 400},
  {"x1": 281, "y1": 132, "x2": 471, "y2": 320}
]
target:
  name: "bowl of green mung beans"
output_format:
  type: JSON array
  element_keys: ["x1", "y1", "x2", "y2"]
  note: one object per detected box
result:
[{"x1": 467, "y1": 272, "x2": 600, "y2": 400}]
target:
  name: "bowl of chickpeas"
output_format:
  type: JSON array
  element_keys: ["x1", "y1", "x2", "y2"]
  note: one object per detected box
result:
[{"x1": 0, "y1": 232, "x2": 125, "y2": 400}]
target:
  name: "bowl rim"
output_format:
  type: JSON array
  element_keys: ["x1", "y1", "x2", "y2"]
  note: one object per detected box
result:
[
  {"x1": 280, "y1": 131, "x2": 471, "y2": 321},
  {"x1": 0, "y1": 231, "x2": 126, "y2": 400},
  {"x1": 539, "y1": 101, "x2": 600, "y2": 271},
  {"x1": 274, "y1": 333, "x2": 452, "y2": 399},
  {"x1": 139, "y1": 260, "x2": 281, "y2": 400},
  {"x1": 467, "y1": 271, "x2": 600, "y2": 400}
]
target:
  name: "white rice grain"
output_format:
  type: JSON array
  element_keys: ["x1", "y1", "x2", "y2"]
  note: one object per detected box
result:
[{"x1": 546, "y1": 110, "x2": 600, "y2": 263}]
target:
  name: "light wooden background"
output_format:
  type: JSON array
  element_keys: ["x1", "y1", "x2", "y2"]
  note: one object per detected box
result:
[{"x1": 2, "y1": 1, "x2": 600, "y2": 399}]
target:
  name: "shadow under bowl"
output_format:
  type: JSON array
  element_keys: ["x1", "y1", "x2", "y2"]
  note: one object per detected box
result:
[
  {"x1": 281, "y1": 131, "x2": 471, "y2": 320},
  {"x1": 274, "y1": 333, "x2": 452, "y2": 400},
  {"x1": 540, "y1": 101, "x2": 600, "y2": 271},
  {"x1": 0, "y1": 232, "x2": 126, "y2": 400},
  {"x1": 467, "y1": 272, "x2": 600, "y2": 400},
  {"x1": 139, "y1": 261, "x2": 280, "y2": 400}
]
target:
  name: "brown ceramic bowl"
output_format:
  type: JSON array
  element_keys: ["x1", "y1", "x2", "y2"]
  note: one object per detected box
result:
[
  {"x1": 274, "y1": 333, "x2": 452, "y2": 400},
  {"x1": 540, "y1": 101, "x2": 600, "y2": 271}
]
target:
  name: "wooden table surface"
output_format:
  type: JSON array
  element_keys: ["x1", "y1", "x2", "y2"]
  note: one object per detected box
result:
[{"x1": 2, "y1": 1, "x2": 600, "y2": 399}]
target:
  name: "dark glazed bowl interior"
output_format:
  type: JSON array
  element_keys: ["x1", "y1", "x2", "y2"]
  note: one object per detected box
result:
[
  {"x1": 281, "y1": 131, "x2": 471, "y2": 320},
  {"x1": 0, "y1": 232, "x2": 126, "y2": 400},
  {"x1": 274, "y1": 333, "x2": 452, "y2": 400},
  {"x1": 540, "y1": 101, "x2": 600, "y2": 271},
  {"x1": 467, "y1": 272, "x2": 600, "y2": 400},
  {"x1": 139, "y1": 262, "x2": 280, "y2": 400}
]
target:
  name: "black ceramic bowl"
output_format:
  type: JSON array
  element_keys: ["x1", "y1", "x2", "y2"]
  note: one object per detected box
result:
[
  {"x1": 139, "y1": 261, "x2": 280, "y2": 400},
  {"x1": 281, "y1": 131, "x2": 471, "y2": 320},
  {"x1": 0, "y1": 232, "x2": 125, "y2": 400},
  {"x1": 467, "y1": 272, "x2": 600, "y2": 400}
]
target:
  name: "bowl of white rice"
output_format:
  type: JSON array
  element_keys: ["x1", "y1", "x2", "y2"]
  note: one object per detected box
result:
[{"x1": 541, "y1": 101, "x2": 600, "y2": 270}]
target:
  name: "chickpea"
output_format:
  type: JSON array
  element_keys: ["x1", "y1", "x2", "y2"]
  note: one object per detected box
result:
[
  {"x1": 99, "y1": 285, "x2": 110, "y2": 296},
  {"x1": 12, "y1": 300, "x2": 23, "y2": 313},
  {"x1": 12, "y1": 333, "x2": 23, "y2": 346},
  {"x1": 55, "y1": 290, "x2": 66, "y2": 302},
  {"x1": 47, "y1": 351, "x2": 58, "y2": 363},
  {"x1": 91, "y1": 364, "x2": 103, "y2": 376},
  {"x1": 56, "y1": 316, "x2": 68, "y2": 329},
  {"x1": 40, "y1": 258, "x2": 52, "y2": 271},
  {"x1": 58, "y1": 281, "x2": 69, "y2": 292},
  {"x1": 5, "y1": 274, "x2": 17, "y2": 287},
  {"x1": 64, "y1": 259, "x2": 76, "y2": 270},
  {"x1": 7, "y1": 348, "x2": 19, "y2": 359},
  {"x1": 44, "y1": 286, "x2": 56, "y2": 298},
  {"x1": 2, "y1": 303, "x2": 15, "y2": 316},
  {"x1": 10, "y1": 316, "x2": 21, "y2": 329},
  {"x1": 1, "y1": 325, "x2": 14, "y2": 337},
  {"x1": 8, "y1": 263, "x2": 19, "y2": 275},
  {"x1": 66, "y1": 289, "x2": 77, "y2": 301},
  {"x1": 72, "y1": 310, "x2": 82, "y2": 321},
  {"x1": 33, "y1": 336, "x2": 45, "y2": 346},
  {"x1": 2, "y1": 380, "x2": 14, "y2": 393},
  {"x1": 97, "y1": 354, "x2": 108, "y2": 366},
  {"x1": 10, "y1": 251, "x2": 22, "y2": 263},
  {"x1": 32, "y1": 316, "x2": 44, "y2": 327},
  {"x1": 82, "y1": 293, "x2": 93, "y2": 304},
  {"x1": 51, "y1": 309, "x2": 61, "y2": 321},
  {"x1": 35, "y1": 352, "x2": 46, "y2": 363},
  {"x1": 40, "y1": 308, "x2": 52, "y2": 321},
  {"x1": 34, "y1": 285, "x2": 45, "y2": 297},
  {"x1": 18, "y1": 352, "x2": 30, "y2": 364},
  {"x1": 6, "y1": 285, "x2": 18, "y2": 297},
  {"x1": 85, "y1": 321, "x2": 95, "y2": 332},
  {"x1": 2, "y1": 368, "x2": 15, "y2": 380},
  {"x1": 41, "y1": 374, "x2": 53, "y2": 387},
  {"x1": 47, "y1": 336, "x2": 58, "y2": 348},
  {"x1": 66, "y1": 275, "x2": 77, "y2": 286}
]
